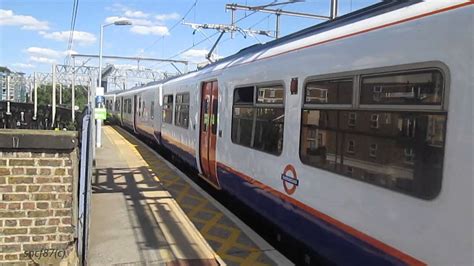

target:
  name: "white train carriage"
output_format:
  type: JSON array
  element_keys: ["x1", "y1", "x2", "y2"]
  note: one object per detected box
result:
[
  {"x1": 133, "y1": 83, "x2": 161, "y2": 140},
  {"x1": 160, "y1": 77, "x2": 202, "y2": 168},
  {"x1": 105, "y1": 0, "x2": 474, "y2": 264},
  {"x1": 104, "y1": 94, "x2": 120, "y2": 122},
  {"x1": 118, "y1": 90, "x2": 136, "y2": 132}
]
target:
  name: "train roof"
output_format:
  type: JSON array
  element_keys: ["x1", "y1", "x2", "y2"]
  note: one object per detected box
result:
[
  {"x1": 199, "y1": 0, "x2": 422, "y2": 72},
  {"x1": 105, "y1": 76, "x2": 178, "y2": 96}
]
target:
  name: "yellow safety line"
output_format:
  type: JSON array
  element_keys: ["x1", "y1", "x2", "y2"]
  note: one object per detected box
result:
[{"x1": 107, "y1": 126, "x2": 273, "y2": 265}]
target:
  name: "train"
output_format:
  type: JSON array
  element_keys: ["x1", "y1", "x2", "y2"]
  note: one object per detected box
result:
[{"x1": 104, "y1": 0, "x2": 474, "y2": 265}]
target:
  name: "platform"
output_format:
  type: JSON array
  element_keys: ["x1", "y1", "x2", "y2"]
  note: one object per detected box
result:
[{"x1": 89, "y1": 126, "x2": 292, "y2": 266}]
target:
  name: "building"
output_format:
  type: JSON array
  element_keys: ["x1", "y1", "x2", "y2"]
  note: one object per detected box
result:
[{"x1": 0, "y1": 66, "x2": 28, "y2": 102}]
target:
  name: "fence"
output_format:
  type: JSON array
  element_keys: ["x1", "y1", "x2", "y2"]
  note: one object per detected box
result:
[{"x1": 0, "y1": 101, "x2": 79, "y2": 130}]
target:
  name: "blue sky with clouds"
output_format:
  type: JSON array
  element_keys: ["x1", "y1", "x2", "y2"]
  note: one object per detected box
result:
[{"x1": 0, "y1": 0, "x2": 378, "y2": 74}]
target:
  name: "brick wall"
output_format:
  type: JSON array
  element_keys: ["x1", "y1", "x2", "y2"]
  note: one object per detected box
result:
[{"x1": 0, "y1": 130, "x2": 78, "y2": 265}]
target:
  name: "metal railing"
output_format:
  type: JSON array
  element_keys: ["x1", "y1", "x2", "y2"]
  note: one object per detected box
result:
[{"x1": 77, "y1": 106, "x2": 93, "y2": 265}]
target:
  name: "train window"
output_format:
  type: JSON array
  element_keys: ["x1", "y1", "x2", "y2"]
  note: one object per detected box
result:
[
  {"x1": 211, "y1": 99, "x2": 218, "y2": 134},
  {"x1": 175, "y1": 93, "x2": 189, "y2": 128},
  {"x1": 138, "y1": 100, "x2": 141, "y2": 116},
  {"x1": 232, "y1": 107, "x2": 254, "y2": 147},
  {"x1": 253, "y1": 108, "x2": 284, "y2": 154},
  {"x1": 305, "y1": 78, "x2": 353, "y2": 104},
  {"x1": 162, "y1": 95, "x2": 173, "y2": 124},
  {"x1": 348, "y1": 112, "x2": 356, "y2": 127},
  {"x1": 232, "y1": 84, "x2": 284, "y2": 155},
  {"x1": 300, "y1": 109, "x2": 446, "y2": 199},
  {"x1": 124, "y1": 99, "x2": 129, "y2": 114},
  {"x1": 360, "y1": 70, "x2": 444, "y2": 105},
  {"x1": 257, "y1": 85, "x2": 284, "y2": 104},
  {"x1": 300, "y1": 66, "x2": 448, "y2": 200},
  {"x1": 234, "y1": 86, "x2": 254, "y2": 104},
  {"x1": 150, "y1": 101, "x2": 154, "y2": 120}
]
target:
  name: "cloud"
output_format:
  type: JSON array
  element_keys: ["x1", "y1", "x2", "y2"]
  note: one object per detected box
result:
[
  {"x1": 104, "y1": 7, "x2": 179, "y2": 37},
  {"x1": 106, "y1": 4, "x2": 148, "y2": 18},
  {"x1": 26, "y1": 47, "x2": 62, "y2": 58},
  {"x1": 40, "y1": 31, "x2": 96, "y2": 45},
  {"x1": 130, "y1": 25, "x2": 169, "y2": 36},
  {"x1": 25, "y1": 47, "x2": 77, "y2": 64},
  {"x1": 0, "y1": 9, "x2": 49, "y2": 30},
  {"x1": 124, "y1": 10, "x2": 149, "y2": 18},
  {"x1": 30, "y1": 56, "x2": 56, "y2": 64},
  {"x1": 12, "y1": 63, "x2": 35, "y2": 69},
  {"x1": 155, "y1": 13, "x2": 180, "y2": 21},
  {"x1": 181, "y1": 49, "x2": 222, "y2": 63},
  {"x1": 181, "y1": 49, "x2": 208, "y2": 59}
]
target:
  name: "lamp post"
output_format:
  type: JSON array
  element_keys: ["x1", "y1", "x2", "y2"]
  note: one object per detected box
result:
[{"x1": 96, "y1": 19, "x2": 132, "y2": 148}]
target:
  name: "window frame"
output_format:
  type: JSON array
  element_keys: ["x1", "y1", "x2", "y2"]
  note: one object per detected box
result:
[
  {"x1": 302, "y1": 75, "x2": 355, "y2": 109},
  {"x1": 298, "y1": 61, "x2": 450, "y2": 200},
  {"x1": 162, "y1": 94, "x2": 174, "y2": 124},
  {"x1": 369, "y1": 143, "x2": 377, "y2": 158},
  {"x1": 370, "y1": 113, "x2": 379, "y2": 129},
  {"x1": 174, "y1": 92, "x2": 190, "y2": 129},
  {"x1": 231, "y1": 81, "x2": 286, "y2": 156}
]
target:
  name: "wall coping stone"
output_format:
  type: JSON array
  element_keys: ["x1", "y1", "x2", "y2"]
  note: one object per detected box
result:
[{"x1": 0, "y1": 130, "x2": 77, "y2": 150}]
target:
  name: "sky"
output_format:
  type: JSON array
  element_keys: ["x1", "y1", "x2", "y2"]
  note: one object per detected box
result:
[{"x1": 0, "y1": 0, "x2": 379, "y2": 75}]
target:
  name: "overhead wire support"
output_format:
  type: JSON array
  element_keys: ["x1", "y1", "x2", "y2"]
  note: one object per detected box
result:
[
  {"x1": 206, "y1": 31, "x2": 225, "y2": 63},
  {"x1": 226, "y1": 1, "x2": 338, "y2": 38},
  {"x1": 182, "y1": 21, "x2": 273, "y2": 62},
  {"x1": 156, "y1": 5, "x2": 262, "y2": 65},
  {"x1": 225, "y1": 3, "x2": 331, "y2": 20}
]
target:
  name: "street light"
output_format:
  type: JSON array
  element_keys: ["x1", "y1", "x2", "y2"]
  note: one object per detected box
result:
[
  {"x1": 99, "y1": 20, "x2": 132, "y2": 89},
  {"x1": 97, "y1": 19, "x2": 132, "y2": 148}
]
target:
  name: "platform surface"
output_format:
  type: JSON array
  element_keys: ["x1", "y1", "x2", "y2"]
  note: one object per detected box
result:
[{"x1": 89, "y1": 126, "x2": 292, "y2": 266}]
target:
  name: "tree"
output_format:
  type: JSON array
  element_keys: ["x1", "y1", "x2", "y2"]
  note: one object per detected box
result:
[{"x1": 34, "y1": 84, "x2": 89, "y2": 111}]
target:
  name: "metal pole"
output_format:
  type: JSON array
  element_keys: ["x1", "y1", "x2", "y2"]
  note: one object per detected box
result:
[
  {"x1": 97, "y1": 24, "x2": 104, "y2": 148},
  {"x1": 330, "y1": 0, "x2": 338, "y2": 19},
  {"x1": 72, "y1": 59, "x2": 76, "y2": 122},
  {"x1": 87, "y1": 79, "x2": 91, "y2": 104},
  {"x1": 230, "y1": 9, "x2": 235, "y2": 39},
  {"x1": 99, "y1": 25, "x2": 104, "y2": 88},
  {"x1": 275, "y1": 13, "x2": 281, "y2": 39},
  {"x1": 59, "y1": 84, "x2": 63, "y2": 105},
  {"x1": 33, "y1": 72, "x2": 37, "y2": 120},
  {"x1": 52, "y1": 63, "x2": 56, "y2": 128},
  {"x1": 6, "y1": 75, "x2": 10, "y2": 115}
]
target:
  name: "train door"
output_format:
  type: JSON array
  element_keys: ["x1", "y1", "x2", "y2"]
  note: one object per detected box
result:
[
  {"x1": 199, "y1": 81, "x2": 220, "y2": 189},
  {"x1": 133, "y1": 95, "x2": 138, "y2": 132}
]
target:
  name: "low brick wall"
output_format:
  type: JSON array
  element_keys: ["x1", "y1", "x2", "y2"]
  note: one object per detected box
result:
[{"x1": 0, "y1": 130, "x2": 78, "y2": 265}]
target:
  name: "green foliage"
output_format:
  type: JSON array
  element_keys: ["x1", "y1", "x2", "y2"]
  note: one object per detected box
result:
[{"x1": 35, "y1": 84, "x2": 89, "y2": 111}]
